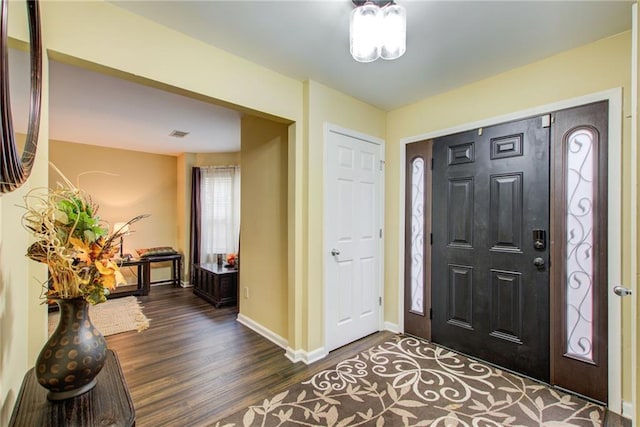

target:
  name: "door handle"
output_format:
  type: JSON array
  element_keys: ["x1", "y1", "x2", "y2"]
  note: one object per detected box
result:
[
  {"x1": 613, "y1": 285, "x2": 633, "y2": 297},
  {"x1": 331, "y1": 249, "x2": 340, "y2": 256},
  {"x1": 533, "y1": 257, "x2": 545, "y2": 269}
]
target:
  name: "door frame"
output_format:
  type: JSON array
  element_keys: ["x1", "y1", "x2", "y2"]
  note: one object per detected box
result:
[
  {"x1": 397, "y1": 88, "x2": 624, "y2": 413},
  {"x1": 323, "y1": 123, "x2": 385, "y2": 352}
]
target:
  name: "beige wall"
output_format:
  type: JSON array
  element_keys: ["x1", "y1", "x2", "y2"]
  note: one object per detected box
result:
[
  {"x1": 634, "y1": 4, "x2": 640, "y2": 421},
  {"x1": 303, "y1": 81, "x2": 386, "y2": 351},
  {"x1": 50, "y1": 140, "x2": 178, "y2": 283},
  {"x1": 176, "y1": 151, "x2": 241, "y2": 283},
  {"x1": 1, "y1": 2, "x2": 48, "y2": 422},
  {"x1": 386, "y1": 31, "x2": 634, "y2": 406},
  {"x1": 240, "y1": 116, "x2": 289, "y2": 337},
  {"x1": 2, "y1": 0, "x2": 637, "y2": 423}
]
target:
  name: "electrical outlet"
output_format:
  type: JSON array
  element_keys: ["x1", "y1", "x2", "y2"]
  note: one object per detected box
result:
[{"x1": 244, "y1": 287, "x2": 249, "y2": 299}]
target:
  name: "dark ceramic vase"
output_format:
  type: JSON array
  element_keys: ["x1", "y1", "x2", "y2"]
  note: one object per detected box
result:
[{"x1": 35, "y1": 298, "x2": 107, "y2": 400}]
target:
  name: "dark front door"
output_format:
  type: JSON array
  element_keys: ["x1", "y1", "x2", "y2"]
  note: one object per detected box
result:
[{"x1": 431, "y1": 116, "x2": 551, "y2": 381}]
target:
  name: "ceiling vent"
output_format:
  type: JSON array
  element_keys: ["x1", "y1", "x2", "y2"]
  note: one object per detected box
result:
[{"x1": 169, "y1": 130, "x2": 189, "y2": 138}]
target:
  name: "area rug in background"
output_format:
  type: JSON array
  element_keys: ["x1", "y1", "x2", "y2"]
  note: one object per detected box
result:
[
  {"x1": 48, "y1": 296, "x2": 150, "y2": 337},
  {"x1": 216, "y1": 336, "x2": 604, "y2": 427}
]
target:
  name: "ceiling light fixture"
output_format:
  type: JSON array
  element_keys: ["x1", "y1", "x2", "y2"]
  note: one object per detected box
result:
[{"x1": 350, "y1": 0, "x2": 406, "y2": 63}]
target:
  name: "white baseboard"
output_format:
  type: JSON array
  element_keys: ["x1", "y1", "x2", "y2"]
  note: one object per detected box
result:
[
  {"x1": 384, "y1": 321, "x2": 402, "y2": 334},
  {"x1": 179, "y1": 281, "x2": 191, "y2": 288},
  {"x1": 622, "y1": 400, "x2": 633, "y2": 419},
  {"x1": 285, "y1": 346, "x2": 327, "y2": 365},
  {"x1": 236, "y1": 313, "x2": 288, "y2": 349}
]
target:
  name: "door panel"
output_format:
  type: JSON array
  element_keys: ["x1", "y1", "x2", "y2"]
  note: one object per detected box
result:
[
  {"x1": 404, "y1": 141, "x2": 432, "y2": 339},
  {"x1": 432, "y1": 116, "x2": 551, "y2": 382},
  {"x1": 326, "y1": 130, "x2": 382, "y2": 351},
  {"x1": 551, "y1": 101, "x2": 608, "y2": 403}
]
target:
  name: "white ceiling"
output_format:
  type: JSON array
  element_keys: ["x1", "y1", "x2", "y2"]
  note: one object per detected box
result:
[{"x1": 9, "y1": 1, "x2": 634, "y2": 156}]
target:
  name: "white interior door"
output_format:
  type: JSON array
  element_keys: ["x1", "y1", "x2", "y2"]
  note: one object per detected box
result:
[{"x1": 325, "y1": 126, "x2": 383, "y2": 352}]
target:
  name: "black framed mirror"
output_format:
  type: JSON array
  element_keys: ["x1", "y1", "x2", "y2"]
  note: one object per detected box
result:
[{"x1": 0, "y1": 0, "x2": 42, "y2": 193}]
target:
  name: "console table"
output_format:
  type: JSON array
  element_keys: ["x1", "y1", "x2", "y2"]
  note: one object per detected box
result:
[
  {"x1": 193, "y1": 263, "x2": 238, "y2": 307},
  {"x1": 142, "y1": 253, "x2": 182, "y2": 287},
  {"x1": 114, "y1": 258, "x2": 151, "y2": 297},
  {"x1": 9, "y1": 350, "x2": 135, "y2": 426}
]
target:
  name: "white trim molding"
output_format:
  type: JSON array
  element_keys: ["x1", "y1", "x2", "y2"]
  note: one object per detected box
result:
[
  {"x1": 285, "y1": 346, "x2": 328, "y2": 365},
  {"x1": 384, "y1": 321, "x2": 401, "y2": 334},
  {"x1": 236, "y1": 314, "x2": 288, "y2": 349},
  {"x1": 398, "y1": 88, "x2": 624, "y2": 413},
  {"x1": 622, "y1": 400, "x2": 634, "y2": 420}
]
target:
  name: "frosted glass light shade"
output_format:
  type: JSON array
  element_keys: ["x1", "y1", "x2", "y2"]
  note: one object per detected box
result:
[
  {"x1": 350, "y1": 3, "x2": 381, "y2": 63},
  {"x1": 381, "y1": 3, "x2": 406, "y2": 60}
]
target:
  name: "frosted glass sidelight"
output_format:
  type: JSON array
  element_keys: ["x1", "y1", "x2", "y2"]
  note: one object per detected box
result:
[
  {"x1": 565, "y1": 128, "x2": 595, "y2": 362},
  {"x1": 410, "y1": 158, "x2": 425, "y2": 315}
]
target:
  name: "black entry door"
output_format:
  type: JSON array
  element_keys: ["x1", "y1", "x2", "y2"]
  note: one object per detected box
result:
[{"x1": 432, "y1": 116, "x2": 550, "y2": 381}]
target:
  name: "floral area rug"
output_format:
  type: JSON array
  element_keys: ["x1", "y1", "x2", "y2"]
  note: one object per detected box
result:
[{"x1": 216, "y1": 336, "x2": 604, "y2": 426}]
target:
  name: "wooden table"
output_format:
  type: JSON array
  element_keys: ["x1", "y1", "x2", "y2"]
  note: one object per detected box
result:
[
  {"x1": 114, "y1": 258, "x2": 151, "y2": 297},
  {"x1": 192, "y1": 263, "x2": 238, "y2": 307},
  {"x1": 142, "y1": 253, "x2": 182, "y2": 287},
  {"x1": 9, "y1": 350, "x2": 135, "y2": 426}
]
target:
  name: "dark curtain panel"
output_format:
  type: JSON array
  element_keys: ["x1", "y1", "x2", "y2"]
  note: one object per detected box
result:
[{"x1": 189, "y1": 167, "x2": 202, "y2": 285}]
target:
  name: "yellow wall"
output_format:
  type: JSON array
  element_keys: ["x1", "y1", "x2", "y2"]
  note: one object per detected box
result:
[
  {"x1": 303, "y1": 81, "x2": 386, "y2": 351},
  {"x1": 49, "y1": 140, "x2": 178, "y2": 283},
  {"x1": 240, "y1": 116, "x2": 289, "y2": 337},
  {"x1": 176, "y1": 151, "x2": 241, "y2": 283},
  {"x1": 1, "y1": 3, "x2": 48, "y2": 423},
  {"x1": 2, "y1": 0, "x2": 637, "y2": 422},
  {"x1": 386, "y1": 31, "x2": 634, "y2": 405},
  {"x1": 3, "y1": 0, "x2": 304, "y2": 416},
  {"x1": 634, "y1": 5, "x2": 639, "y2": 422}
]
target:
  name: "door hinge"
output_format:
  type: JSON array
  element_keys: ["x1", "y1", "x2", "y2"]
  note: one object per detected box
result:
[
  {"x1": 429, "y1": 308, "x2": 433, "y2": 320},
  {"x1": 430, "y1": 233, "x2": 433, "y2": 245},
  {"x1": 379, "y1": 229, "x2": 383, "y2": 238},
  {"x1": 379, "y1": 160, "x2": 385, "y2": 171},
  {"x1": 541, "y1": 114, "x2": 551, "y2": 128},
  {"x1": 379, "y1": 296, "x2": 382, "y2": 306},
  {"x1": 431, "y1": 158, "x2": 434, "y2": 170}
]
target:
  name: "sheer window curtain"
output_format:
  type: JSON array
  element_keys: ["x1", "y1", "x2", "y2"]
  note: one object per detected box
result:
[{"x1": 199, "y1": 166, "x2": 241, "y2": 264}]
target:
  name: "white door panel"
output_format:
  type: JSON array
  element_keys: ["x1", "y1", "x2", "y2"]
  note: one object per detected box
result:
[{"x1": 325, "y1": 127, "x2": 383, "y2": 351}]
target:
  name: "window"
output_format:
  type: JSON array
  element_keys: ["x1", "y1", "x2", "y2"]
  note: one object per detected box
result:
[{"x1": 200, "y1": 166, "x2": 240, "y2": 264}]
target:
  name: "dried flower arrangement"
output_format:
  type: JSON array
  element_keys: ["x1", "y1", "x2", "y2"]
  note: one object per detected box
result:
[{"x1": 22, "y1": 176, "x2": 146, "y2": 305}]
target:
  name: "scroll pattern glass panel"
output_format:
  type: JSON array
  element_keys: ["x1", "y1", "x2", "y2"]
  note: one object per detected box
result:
[
  {"x1": 410, "y1": 158, "x2": 425, "y2": 314},
  {"x1": 565, "y1": 128, "x2": 595, "y2": 362}
]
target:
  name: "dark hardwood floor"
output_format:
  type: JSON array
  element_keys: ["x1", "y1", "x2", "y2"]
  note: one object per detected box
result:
[{"x1": 106, "y1": 285, "x2": 395, "y2": 427}]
